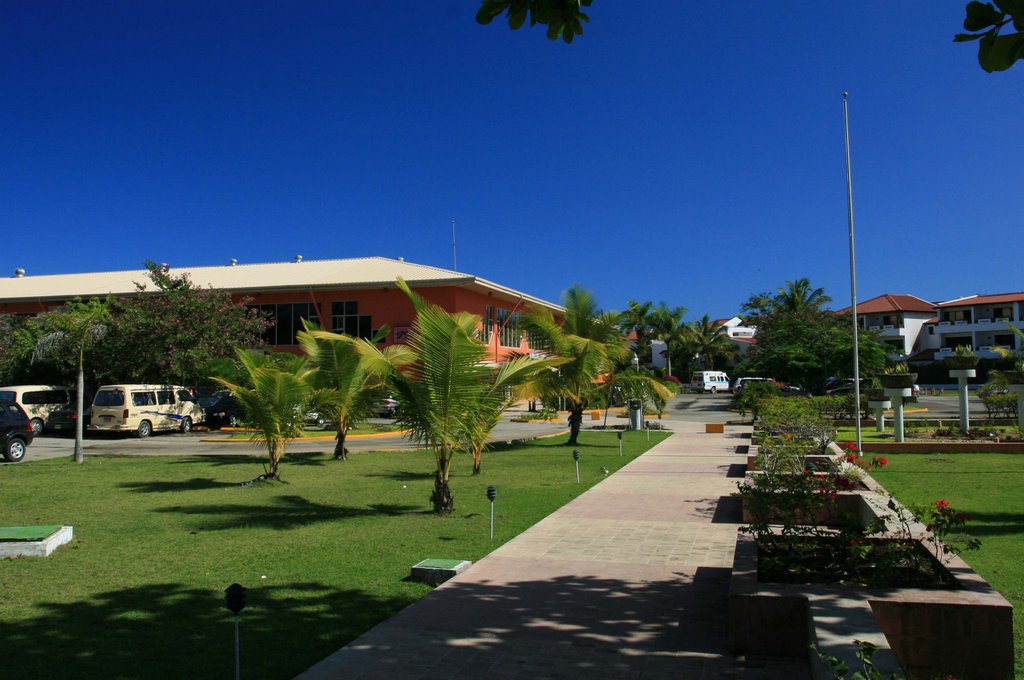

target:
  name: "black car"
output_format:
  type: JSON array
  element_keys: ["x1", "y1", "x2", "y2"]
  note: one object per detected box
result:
[
  {"x1": 48, "y1": 403, "x2": 92, "y2": 434},
  {"x1": 200, "y1": 393, "x2": 246, "y2": 429},
  {"x1": 0, "y1": 399, "x2": 34, "y2": 462}
]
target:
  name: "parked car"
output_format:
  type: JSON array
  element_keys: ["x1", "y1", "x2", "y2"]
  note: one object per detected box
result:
[
  {"x1": 825, "y1": 378, "x2": 871, "y2": 395},
  {"x1": 0, "y1": 399, "x2": 34, "y2": 462},
  {"x1": 374, "y1": 397, "x2": 399, "y2": 417},
  {"x1": 0, "y1": 384, "x2": 76, "y2": 435},
  {"x1": 89, "y1": 384, "x2": 204, "y2": 438},
  {"x1": 731, "y1": 377, "x2": 771, "y2": 394},
  {"x1": 200, "y1": 393, "x2": 246, "y2": 429},
  {"x1": 48, "y1": 403, "x2": 92, "y2": 434},
  {"x1": 689, "y1": 371, "x2": 730, "y2": 394}
]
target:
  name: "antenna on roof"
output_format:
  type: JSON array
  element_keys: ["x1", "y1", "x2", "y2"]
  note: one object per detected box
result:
[{"x1": 451, "y1": 218, "x2": 457, "y2": 272}]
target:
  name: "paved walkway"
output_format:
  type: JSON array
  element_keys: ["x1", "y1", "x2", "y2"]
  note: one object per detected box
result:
[{"x1": 297, "y1": 419, "x2": 809, "y2": 679}]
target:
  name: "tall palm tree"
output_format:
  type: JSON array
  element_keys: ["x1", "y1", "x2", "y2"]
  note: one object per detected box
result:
[
  {"x1": 648, "y1": 303, "x2": 687, "y2": 378},
  {"x1": 213, "y1": 350, "x2": 315, "y2": 480},
  {"x1": 32, "y1": 297, "x2": 111, "y2": 465},
  {"x1": 298, "y1": 321, "x2": 413, "y2": 460},
  {"x1": 621, "y1": 300, "x2": 653, "y2": 364},
  {"x1": 776, "y1": 278, "x2": 831, "y2": 314},
  {"x1": 525, "y1": 285, "x2": 629, "y2": 446},
  {"x1": 683, "y1": 314, "x2": 735, "y2": 370},
  {"x1": 357, "y1": 278, "x2": 560, "y2": 511}
]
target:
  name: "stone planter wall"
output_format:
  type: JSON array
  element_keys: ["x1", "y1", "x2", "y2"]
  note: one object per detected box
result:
[{"x1": 729, "y1": 533, "x2": 1013, "y2": 679}]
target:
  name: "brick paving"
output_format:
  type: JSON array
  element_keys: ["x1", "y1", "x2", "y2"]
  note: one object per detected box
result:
[{"x1": 296, "y1": 422, "x2": 809, "y2": 679}]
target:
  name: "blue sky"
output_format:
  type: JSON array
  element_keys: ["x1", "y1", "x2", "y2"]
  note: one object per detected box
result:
[{"x1": 3, "y1": 2, "x2": 1020, "y2": 319}]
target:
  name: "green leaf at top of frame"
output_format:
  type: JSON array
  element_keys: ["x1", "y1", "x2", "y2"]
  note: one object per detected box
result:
[
  {"x1": 978, "y1": 30, "x2": 1024, "y2": 71},
  {"x1": 965, "y1": 1, "x2": 1006, "y2": 31}
]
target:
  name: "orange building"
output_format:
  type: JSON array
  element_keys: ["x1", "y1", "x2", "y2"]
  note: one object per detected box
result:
[{"x1": 0, "y1": 257, "x2": 563, "y2": 360}]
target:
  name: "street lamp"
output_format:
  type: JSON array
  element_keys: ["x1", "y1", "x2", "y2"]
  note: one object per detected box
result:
[{"x1": 633, "y1": 353, "x2": 639, "y2": 372}]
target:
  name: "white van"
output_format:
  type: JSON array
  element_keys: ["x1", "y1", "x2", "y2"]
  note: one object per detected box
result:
[
  {"x1": 690, "y1": 371, "x2": 730, "y2": 394},
  {"x1": 0, "y1": 385, "x2": 75, "y2": 435},
  {"x1": 89, "y1": 385, "x2": 204, "y2": 438}
]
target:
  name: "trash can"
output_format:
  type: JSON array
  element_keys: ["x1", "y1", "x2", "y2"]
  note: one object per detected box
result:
[{"x1": 628, "y1": 399, "x2": 643, "y2": 431}]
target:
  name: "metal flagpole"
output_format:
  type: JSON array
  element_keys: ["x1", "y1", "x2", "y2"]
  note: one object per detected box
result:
[
  {"x1": 843, "y1": 92, "x2": 863, "y2": 456},
  {"x1": 452, "y1": 219, "x2": 457, "y2": 271}
]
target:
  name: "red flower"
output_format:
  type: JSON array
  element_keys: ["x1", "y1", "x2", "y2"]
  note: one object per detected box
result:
[{"x1": 936, "y1": 500, "x2": 950, "y2": 509}]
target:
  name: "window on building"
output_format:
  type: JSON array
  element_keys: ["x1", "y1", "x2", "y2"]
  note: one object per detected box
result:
[
  {"x1": 256, "y1": 302, "x2": 321, "y2": 345},
  {"x1": 494, "y1": 309, "x2": 522, "y2": 347},
  {"x1": 992, "y1": 306, "x2": 1012, "y2": 320},
  {"x1": 527, "y1": 325, "x2": 545, "y2": 350},
  {"x1": 943, "y1": 309, "x2": 972, "y2": 323},
  {"x1": 481, "y1": 306, "x2": 494, "y2": 343},
  {"x1": 331, "y1": 301, "x2": 373, "y2": 339},
  {"x1": 994, "y1": 333, "x2": 1015, "y2": 347}
]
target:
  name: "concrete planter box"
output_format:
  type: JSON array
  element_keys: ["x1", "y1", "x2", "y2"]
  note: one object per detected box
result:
[
  {"x1": 738, "y1": 480, "x2": 873, "y2": 527},
  {"x1": 944, "y1": 356, "x2": 980, "y2": 370},
  {"x1": 729, "y1": 532, "x2": 1014, "y2": 679},
  {"x1": 878, "y1": 373, "x2": 918, "y2": 389}
]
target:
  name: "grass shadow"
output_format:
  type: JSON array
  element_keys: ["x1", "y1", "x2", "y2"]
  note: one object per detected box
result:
[
  {"x1": 119, "y1": 478, "x2": 240, "y2": 493},
  {"x1": 1, "y1": 580, "x2": 416, "y2": 680},
  {"x1": 155, "y1": 495, "x2": 423, "y2": 530}
]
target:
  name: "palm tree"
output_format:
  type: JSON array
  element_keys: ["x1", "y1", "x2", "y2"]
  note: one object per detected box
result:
[
  {"x1": 32, "y1": 297, "x2": 111, "y2": 465},
  {"x1": 621, "y1": 300, "x2": 653, "y2": 364},
  {"x1": 213, "y1": 350, "x2": 315, "y2": 480},
  {"x1": 298, "y1": 321, "x2": 413, "y2": 460},
  {"x1": 775, "y1": 278, "x2": 831, "y2": 314},
  {"x1": 357, "y1": 278, "x2": 560, "y2": 511},
  {"x1": 525, "y1": 285, "x2": 630, "y2": 446},
  {"x1": 683, "y1": 314, "x2": 735, "y2": 370},
  {"x1": 463, "y1": 353, "x2": 565, "y2": 474},
  {"x1": 648, "y1": 303, "x2": 687, "y2": 378}
]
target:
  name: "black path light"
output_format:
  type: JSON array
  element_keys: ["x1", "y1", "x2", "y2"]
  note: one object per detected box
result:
[
  {"x1": 225, "y1": 583, "x2": 247, "y2": 680},
  {"x1": 617, "y1": 430, "x2": 623, "y2": 457},
  {"x1": 486, "y1": 484, "x2": 497, "y2": 540},
  {"x1": 572, "y1": 449, "x2": 580, "y2": 484}
]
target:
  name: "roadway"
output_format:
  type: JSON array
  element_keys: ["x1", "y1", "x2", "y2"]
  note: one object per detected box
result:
[{"x1": 5, "y1": 393, "x2": 981, "y2": 465}]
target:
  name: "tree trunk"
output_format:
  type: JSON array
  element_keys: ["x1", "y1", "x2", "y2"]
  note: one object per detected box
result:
[
  {"x1": 472, "y1": 447, "x2": 482, "y2": 475},
  {"x1": 268, "y1": 443, "x2": 283, "y2": 480},
  {"x1": 566, "y1": 404, "x2": 584, "y2": 446},
  {"x1": 74, "y1": 363, "x2": 85, "y2": 465},
  {"x1": 431, "y1": 470, "x2": 454, "y2": 513},
  {"x1": 334, "y1": 426, "x2": 349, "y2": 460}
]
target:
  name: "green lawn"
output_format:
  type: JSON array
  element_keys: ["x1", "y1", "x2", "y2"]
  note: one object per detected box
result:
[
  {"x1": 871, "y1": 453, "x2": 1024, "y2": 677},
  {"x1": 0, "y1": 431, "x2": 666, "y2": 679}
]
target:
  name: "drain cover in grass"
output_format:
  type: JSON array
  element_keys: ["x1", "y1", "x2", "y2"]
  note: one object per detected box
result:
[
  {"x1": 0, "y1": 525, "x2": 63, "y2": 541},
  {"x1": 411, "y1": 558, "x2": 472, "y2": 585},
  {"x1": 0, "y1": 525, "x2": 73, "y2": 557}
]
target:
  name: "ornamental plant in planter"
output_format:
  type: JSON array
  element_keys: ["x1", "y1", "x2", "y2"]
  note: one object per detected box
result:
[
  {"x1": 877, "y1": 362, "x2": 917, "y2": 389},
  {"x1": 1004, "y1": 359, "x2": 1024, "y2": 384},
  {"x1": 944, "y1": 344, "x2": 979, "y2": 370},
  {"x1": 730, "y1": 451, "x2": 1011, "y2": 679}
]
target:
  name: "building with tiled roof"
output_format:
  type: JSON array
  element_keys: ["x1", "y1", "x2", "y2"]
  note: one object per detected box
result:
[
  {"x1": 932, "y1": 292, "x2": 1024, "y2": 360},
  {"x1": 836, "y1": 294, "x2": 938, "y2": 358},
  {"x1": 0, "y1": 257, "x2": 563, "y2": 359}
]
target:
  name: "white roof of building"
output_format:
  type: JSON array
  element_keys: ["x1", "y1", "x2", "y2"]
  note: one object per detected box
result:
[{"x1": 0, "y1": 257, "x2": 562, "y2": 311}]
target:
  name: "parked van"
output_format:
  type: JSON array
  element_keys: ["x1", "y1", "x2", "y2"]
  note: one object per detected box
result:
[
  {"x1": 89, "y1": 385, "x2": 204, "y2": 438},
  {"x1": 0, "y1": 385, "x2": 75, "y2": 435},
  {"x1": 690, "y1": 371, "x2": 730, "y2": 394}
]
